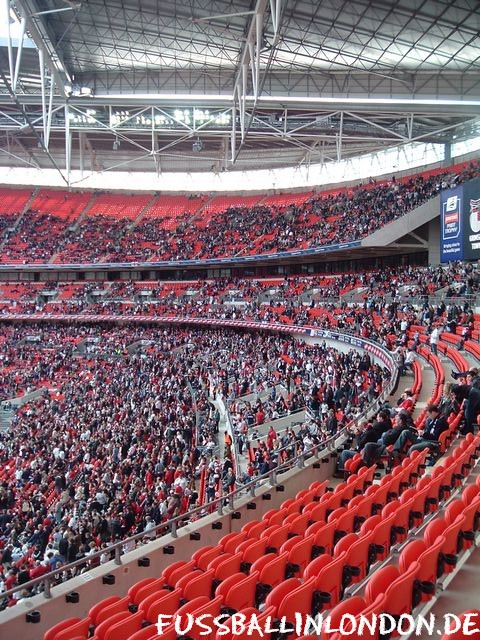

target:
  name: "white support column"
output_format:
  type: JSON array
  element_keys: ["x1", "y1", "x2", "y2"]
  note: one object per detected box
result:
[
  {"x1": 38, "y1": 48, "x2": 56, "y2": 150},
  {"x1": 4, "y1": 0, "x2": 14, "y2": 86},
  {"x1": 230, "y1": 104, "x2": 237, "y2": 163},
  {"x1": 79, "y1": 131, "x2": 84, "y2": 178},
  {"x1": 45, "y1": 78, "x2": 55, "y2": 148},
  {"x1": 406, "y1": 113, "x2": 414, "y2": 139},
  {"x1": 12, "y1": 15, "x2": 26, "y2": 93},
  {"x1": 65, "y1": 103, "x2": 71, "y2": 186},
  {"x1": 38, "y1": 49, "x2": 46, "y2": 145},
  {"x1": 253, "y1": 11, "x2": 263, "y2": 100},
  {"x1": 269, "y1": 0, "x2": 282, "y2": 37},
  {"x1": 336, "y1": 112, "x2": 344, "y2": 162}
]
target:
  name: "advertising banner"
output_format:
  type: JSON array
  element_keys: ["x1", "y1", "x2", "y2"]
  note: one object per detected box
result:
[
  {"x1": 463, "y1": 177, "x2": 480, "y2": 261},
  {"x1": 440, "y1": 177, "x2": 480, "y2": 263},
  {"x1": 440, "y1": 185, "x2": 463, "y2": 261}
]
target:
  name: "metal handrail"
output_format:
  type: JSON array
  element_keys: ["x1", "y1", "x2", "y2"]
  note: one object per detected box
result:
[{"x1": 0, "y1": 323, "x2": 398, "y2": 605}]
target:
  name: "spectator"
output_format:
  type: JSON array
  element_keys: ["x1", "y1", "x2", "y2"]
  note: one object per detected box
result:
[
  {"x1": 429, "y1": 325, "x2": 441, "y2": 355},
  {"x1": 392, "y1": 404, "x2": 449, "y2": 455},
  {"x1": 452, "y1": 375, "x2": 480, "y2": 435}
]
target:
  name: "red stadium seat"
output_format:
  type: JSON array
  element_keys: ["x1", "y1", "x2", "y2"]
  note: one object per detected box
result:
[{"x1": 44, "y1": 618, "x2": 83, "y2": 640}]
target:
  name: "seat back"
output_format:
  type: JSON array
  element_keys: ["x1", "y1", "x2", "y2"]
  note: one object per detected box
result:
[
  {"x1": 258, "y1": 551, "x2": 289, "y2": 590},
  {"x1": 276, "y1": 576, "x2": 316, "y2": 623},
  {"x1": 384, "y1": 561, "x2": 421, "y2": 618},
  {"x1": 322, "y1": 596, "x2": 366, "y2": 640},
  {"x1": 143, "y1": 588, "x2": 182, "y2": 625},
  {"x1": 104, "y1": 611, "x2": 144, "y2": 640},
  {"x1": 312, "y1": 551, "x2": 347, "y2": 609},
  {"x1": 44, "y1": 618, "x2": 81, "y2": 640},
  {"x1": 222, "y1": 570, "x2": 260, "y2": 612}
]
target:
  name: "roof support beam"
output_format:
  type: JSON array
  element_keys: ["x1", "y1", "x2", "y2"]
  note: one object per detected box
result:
[
  {"x1": 0, "y1": 52, "x2": 68, "y2": 184},
  {"x1": 232, "y1": 0, "x2": 284, "y2": 163},
  {"x1": 3, "y1": 0, "x2": 14, "y2": 85},
  {"x1": 38, "y1": 48, "x2": 55, "y2": 148},
  {"x1": 12, "y1": 14, "x2": 26, "y2": 92},
  {"x1": 14, "y1": 0, "x2": 72, "y2": 93}
]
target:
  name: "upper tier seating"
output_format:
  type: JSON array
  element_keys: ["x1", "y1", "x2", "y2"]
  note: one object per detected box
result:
[{"x1": 0, "y1": 160, "x2": 477, "y2": 264}]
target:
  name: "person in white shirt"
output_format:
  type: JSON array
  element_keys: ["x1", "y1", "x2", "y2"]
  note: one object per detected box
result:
[
  {"x1": 429, "y1": 326, "x2": 440, "y2": 355},
  {"x1": 404, "y1": 348, "x2": 416, "y2": 373}
]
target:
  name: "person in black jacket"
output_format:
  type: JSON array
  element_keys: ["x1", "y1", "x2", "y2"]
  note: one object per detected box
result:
[
  {"x1": 452, "y1": 372, "x2": 480, "y2": 435},
  {"x1": 392, "y1": 404, "x2": 448, "y2": 455},
  {"x1": 356, "y1": 410, "x2": 391, "y2": 449}
]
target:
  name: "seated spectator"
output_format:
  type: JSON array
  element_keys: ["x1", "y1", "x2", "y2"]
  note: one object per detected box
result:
[
  {"x1": 356, "y1": 410, "x2": 391, "y2": 449},
  {"x1": 396, "y1": 389, "x2": 415, "y2": 413},
  {"x1": 378, "y1": 411, "x2": 414, "y2": 447},
  {"x1": 392, "y1": 404, "x2": 449, "y2": 456}
]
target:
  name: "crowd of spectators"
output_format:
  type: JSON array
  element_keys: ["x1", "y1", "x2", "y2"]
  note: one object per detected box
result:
[
  {"x1": 0, "y1": 161, "x2": 478, "y2": 265},
  {"x1": 227, "y1": 343, "x2": 387, "y2": 486},
  {"x1": 0, "y1": 262, "x2": 477, "y2": 403},
  {"x1": 0, "y1": 323, "x2": 389, "y2": 606}
]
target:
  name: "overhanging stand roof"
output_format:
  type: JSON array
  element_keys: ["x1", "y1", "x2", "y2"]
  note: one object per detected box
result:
[{"x1": 0, "y1": 0, "x2": 478, "y2": 180}]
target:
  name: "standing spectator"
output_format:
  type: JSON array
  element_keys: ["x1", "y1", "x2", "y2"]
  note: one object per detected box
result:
[
  {"x1": 429, "y1": 325, "x2": 440, "y2": 355},
  {"x1": 452, "y1": 374, "x2": 480, "y2": 435}
]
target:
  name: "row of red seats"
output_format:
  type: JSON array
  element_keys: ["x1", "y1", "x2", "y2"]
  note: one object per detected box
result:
[
  {"x1": 326, "y1": 436, "x2": 480, "y2": 639},
  {"x1": 43, "y1": 452, "x2": 435, "y2": 640}
]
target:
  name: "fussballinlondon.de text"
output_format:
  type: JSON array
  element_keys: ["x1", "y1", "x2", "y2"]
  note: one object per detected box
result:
[{"x1": 156, "y1": 612, "x2": 480, "y2": 637}]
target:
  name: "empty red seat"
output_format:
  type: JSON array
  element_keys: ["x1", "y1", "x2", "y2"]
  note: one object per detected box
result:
[
  {"x1": 360, "y1": 512, "x2": 396, "y2": 561},
  {"x1": 92, "y1": 611, "x2": 131, "y2": 640},
  {"x1": 311, "y1": 519, "x2": 337, "y2": 556},
  {"x1": 187, "y1": 596, "x2": 223, "y2": 640},
  {"x1": 136, "y1": 580, "x2": 174, "y2": 610},
  {"x1": 89, "y1": 597, "x2": 121, "y2": 625},
  {"x1": 274, "y1": 576, "x2": 317, "y2": 624},
  {"x1": 215, "y1": 570, "x2": 259, "y2": 612},
  {"x1": 381, "y1": 498, "x2": 411, "y2": 542},
  {"x1": 54, "y1": 618, "x2": 91, "y2": 640},
  {"x1": 241, "y1": 521, "x2": 267, "y2": 537},
  {"x1": 255, "y1": 551, "x2": 289, "y2": 598},
  {"x1": 143, "y1": 589, "x2": 182, "y2": 625},
  {"x1": 323, "y1": 595, "x2": 384, "y2": 640},
  {"x1": 287, "y1": 512, "x2": 310, "y2": 536},
  {"x1": 280, "y1": 534, "x2": 314, "y2": 576},
  {"x1": 334, "y1": 528, "x2": 375, "y2": 584},
  {"x1": 94, "y1": 596, "x2": 130, "y2": 626},
  {"x1": 104, "y1": 611, "x2": 143, "y2": 640},
  {"x1": 365, "y1": 561, "x2": 421, "y2": 619},
  {"x1": 212, "y1": 551, "x2": 243, "y2": 580},
  {"x1": 165, "y1": 560, "x2": 196, "y2": 586},
  {"x1": 129, "y1": 623, "x2": 176, "y2": 640},
  {"x1": 44, "y1": 618, "x2": 82, "y2": 640},
  {"x1": 399, "y1": 535, "x2": 445, "y2": 600},
  {"x1": 240, "y1": 538, "x2": 268, "y2": 566},
  {"x1": 195, "y1": 546, "x2": 224, "y2": 570},
  {"x1": 180, "y1": 568, "x2": 215, "y2": 600},
  {"x1": 261, "y1": 523, "x2": 292, "y2": 551},
  {"x1": 304, "y1": 551, "x2": 347, "y2": 610},
  {"x1": 424, "y1": 515, "x2": 466, "y2": 572},
  {"x1": 219, "y1": 531, "x2": 247, "y2": 553},
  {"x1": 128, "y1": 578, "x2": 158, "y2": 604},
  {"x1": 264, "y1": 577, "x2": 303, "y2": 621}
]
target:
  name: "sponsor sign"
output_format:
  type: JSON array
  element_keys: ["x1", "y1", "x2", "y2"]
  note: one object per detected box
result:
[
  {"x1": 440, "y1": 186, "x2": 463, "y2": 261},
  {"x1": 464, "y1": 178, "x2": 480, "y2": 260},
  {"x1": 440, "y1": 177, "x2": 480, "y2": 262}
]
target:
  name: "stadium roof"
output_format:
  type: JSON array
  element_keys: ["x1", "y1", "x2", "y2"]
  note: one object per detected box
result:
[{"x1": 0, "y1": 0, "x2": 479, "y2": 180}]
